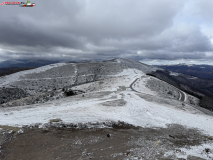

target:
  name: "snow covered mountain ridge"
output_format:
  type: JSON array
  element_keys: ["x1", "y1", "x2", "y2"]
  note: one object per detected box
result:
[
  {"x1": 0, "y1": 58, "x2": 157, "y2": 95},
  {"x1": 0, "y1": 58, "x2": 213, "y2": 159}
]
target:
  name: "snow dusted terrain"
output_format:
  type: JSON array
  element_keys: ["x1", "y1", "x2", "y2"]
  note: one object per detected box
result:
[
  {"x1": 1, "y1": 68, "x2": 212, "y2": 131},
  {"x1": 0, "y1": 58, "x2": 213, "y2": 159},
  {"x1": 0, "y1": 63, "x2": 67, "y2": 87}
]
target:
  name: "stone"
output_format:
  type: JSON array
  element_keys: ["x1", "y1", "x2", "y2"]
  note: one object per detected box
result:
[
  {"x1": 187, "y1": 155, "x2": 206, "y2": 160},
  {"x1": 107, "y1": 134, "x2": 111, "y2": 138}
]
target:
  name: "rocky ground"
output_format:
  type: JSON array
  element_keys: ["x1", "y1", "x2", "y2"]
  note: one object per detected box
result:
[{"x1": 0, "y1": 122, "x2": 213, "y2": 160}]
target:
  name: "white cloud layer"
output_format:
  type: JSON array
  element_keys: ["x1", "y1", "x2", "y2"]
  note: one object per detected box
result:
[{"x1": 0, "y1": 0, "x2": 213, "y2": 64}]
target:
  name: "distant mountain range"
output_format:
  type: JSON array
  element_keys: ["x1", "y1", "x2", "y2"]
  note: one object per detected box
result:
[
  {"x1": 0, "y1": 59, "x2": 62, "y2": 68},
  {"x1": 0, "y1": 59, "x2": 63, "y2": 77},
  {"x1": 0, "y1": 58, "x2": 100, "y2": 69},
  {"x1": 0, "y1": 58, "x2": 100, "y2": 77},
  {"x1": 155, "y1": 64, "x2": 213, "y2": 80}
]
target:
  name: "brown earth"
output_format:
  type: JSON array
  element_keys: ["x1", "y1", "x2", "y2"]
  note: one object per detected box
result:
[{"x1": 0, "y1": 123, "x2": 212, "y2": 160}]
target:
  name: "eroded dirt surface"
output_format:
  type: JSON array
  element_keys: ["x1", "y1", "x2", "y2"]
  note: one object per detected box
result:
[{"x1": 0, "y1": 123, "x2": 213, "y2": 160}]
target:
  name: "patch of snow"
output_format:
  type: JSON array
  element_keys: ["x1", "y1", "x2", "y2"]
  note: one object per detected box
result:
[
  {"x1": 186, "y1": 64, "x2": 194, "y2": 67},
  {"x1": 165, "y1": 143, "x2": 213, "y2": 160},
  {"x1": 17, "y1": 129, "x2": 24, "y2": 134},
  {"x1": 189, "y1": 77, "x2": 198, "y2": 79},
  {"x1": 115, "y1": 58, "x2": 121, "y2": 63},
  {"x1": 169, "y1": 71, "x2": 179, "y2": 76},
  {"x1": 117, "y1": 68, "x2": 144, "y2": 76},
  {"x1": 72, "y1": 73, "x2": 137, "y2": 92}
]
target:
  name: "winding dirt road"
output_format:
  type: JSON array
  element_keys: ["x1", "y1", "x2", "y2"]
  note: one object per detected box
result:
[{"x1": 130, "y1": 78, "x2": 186, "y2": 102}]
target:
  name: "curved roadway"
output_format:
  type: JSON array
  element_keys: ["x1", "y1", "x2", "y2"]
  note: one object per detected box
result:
[
  {"x1": 130, "y1": 78, "x2": 186, "y2": 102},
  {"x1": 129, "y1": 78, "x2": 213, "y2": 116},
  {"x1": 179, "y1": 91, "x2": 185, "y2": 101}
]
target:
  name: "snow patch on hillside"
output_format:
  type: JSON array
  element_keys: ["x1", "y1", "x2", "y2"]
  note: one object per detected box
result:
[
  {"x1": 189, "y1": 77, "x2": 198, "y2": 79},
  {"x1": 115, "y1": 58, "x2": 121, "y2": 63},
  {"x1": 117, "y1": 68, "x2": 145, "y2": 76},
  {"x1": 169, "y1": 71, "x2": 179, "y2": 76},
  {"x1": 165, "y1": 143, "x2": 213, "y2": 160}
]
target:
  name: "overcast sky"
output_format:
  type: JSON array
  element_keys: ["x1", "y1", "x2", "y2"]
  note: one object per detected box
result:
[{"x1": 1, "y1": 0, "x2": 213, "y2": 65}]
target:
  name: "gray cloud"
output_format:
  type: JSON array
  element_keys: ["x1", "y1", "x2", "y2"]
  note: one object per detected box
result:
[{"x1": 0, "y1": 0, "x2": 212, "y2": 63}]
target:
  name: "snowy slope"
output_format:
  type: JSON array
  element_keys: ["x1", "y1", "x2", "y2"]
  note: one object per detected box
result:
[
  {"x1": 1, "y1": 63, "x2": 213, "y2": 159},
  {"x1": 0, "y1": 58, "x2": 159, "y2": 96},
  {"x1": 0, "y1": 69, "x2": 212, "y2": 135}
]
